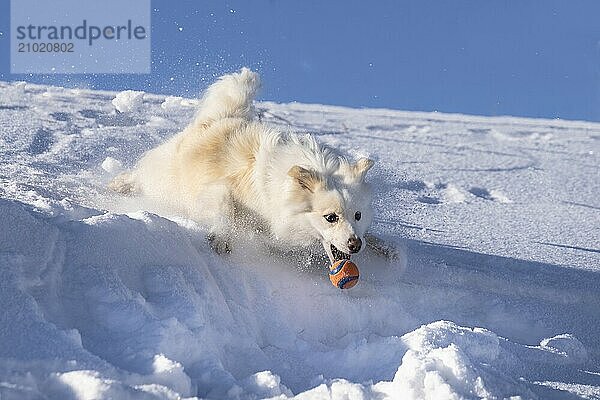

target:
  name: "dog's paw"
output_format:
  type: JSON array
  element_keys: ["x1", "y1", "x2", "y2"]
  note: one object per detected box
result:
[
  {"x1": 207, "y1": 233, "x2": 232, "y2": 255},
  {"x1": 365, "y1": 233, "x2": 399, "y2": 261}
]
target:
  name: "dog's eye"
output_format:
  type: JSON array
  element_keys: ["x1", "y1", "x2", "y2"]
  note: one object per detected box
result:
[
  {"x1": 355, "y1": 211, "x2": 361, "y2": 221},
  {"x1": 324, "y1": 213, "x2": 339, "y2": 223}
]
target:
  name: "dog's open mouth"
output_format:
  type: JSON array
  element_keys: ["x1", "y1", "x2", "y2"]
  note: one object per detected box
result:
[{"x1": 331, "y1": 244, "x2": 351, "y2": 261}]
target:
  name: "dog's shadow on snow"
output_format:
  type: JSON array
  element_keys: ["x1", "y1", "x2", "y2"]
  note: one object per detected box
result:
[{"x1": 397, "y1": 237, "x2": 600, "y2": 359}]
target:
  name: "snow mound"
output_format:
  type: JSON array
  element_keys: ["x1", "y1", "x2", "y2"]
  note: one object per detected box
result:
[
  {"x1": 112, "y1": 90, "x2": 145, "y2": 113},
  {"x1": 160, "y1": 96, "x2": 199, "y2": 111},
  {"x1": 0, "y1": 81, "x2": 599, "y2": 399}
]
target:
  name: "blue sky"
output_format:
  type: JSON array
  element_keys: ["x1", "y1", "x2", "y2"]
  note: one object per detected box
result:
[{"x1": 1, "y1": 0, "x2": 600, "y2": 122}]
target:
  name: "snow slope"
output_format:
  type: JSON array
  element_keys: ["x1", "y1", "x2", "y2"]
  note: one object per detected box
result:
[{"x1": 0, "y1": 81, "x2": 599, "y2": 399}]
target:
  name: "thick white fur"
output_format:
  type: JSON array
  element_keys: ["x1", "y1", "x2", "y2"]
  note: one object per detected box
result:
[{"x1": 109, "y1": 68, "x2": 374, "y2": 261}]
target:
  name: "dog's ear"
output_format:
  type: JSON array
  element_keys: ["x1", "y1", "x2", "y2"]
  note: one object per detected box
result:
[
  {"x1": 288, "y1": 166, "x2": 324, "y2": 192},
  {"x1": 353, "y1": 158, "x2": 374, "y2": 181}
]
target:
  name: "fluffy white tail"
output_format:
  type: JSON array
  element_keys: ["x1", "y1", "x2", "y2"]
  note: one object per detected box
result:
[{"x1": 193, "y1": 67, "x2": 261, "y2": 128}]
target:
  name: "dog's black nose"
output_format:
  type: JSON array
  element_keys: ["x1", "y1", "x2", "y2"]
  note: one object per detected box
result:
[{"x1": 348, "y1": 236, "x2": 362, "y2": 253}]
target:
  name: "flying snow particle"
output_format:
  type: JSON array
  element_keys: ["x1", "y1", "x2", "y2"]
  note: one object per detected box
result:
[{"x1": 101, "y1": 157, "x2": 123, "y2": 174}]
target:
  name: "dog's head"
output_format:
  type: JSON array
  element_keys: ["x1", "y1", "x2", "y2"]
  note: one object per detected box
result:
[{"x1": 288, "y1": 158, "x2": 374, "y2": 263}]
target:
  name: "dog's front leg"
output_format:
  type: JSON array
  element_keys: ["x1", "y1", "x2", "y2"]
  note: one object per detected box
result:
[
  {"x1": 364, "y1": 233, "x2": 398, "y2": 261},
  {"x1": 198, "y1": 185, "x2": 235, "y2": 255},
  {"x1": 207, "y1": 231, "x2": 232, "y2": 254}
]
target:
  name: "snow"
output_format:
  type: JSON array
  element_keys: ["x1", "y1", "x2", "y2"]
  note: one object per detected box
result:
[
  {"x1": 101, "y1": 156, "x2": 123, "y2": 174},
  {"x1": 0, "y1": 80, "x2": 599, "y2": 399},
  {"x1": 112, "y1": 90, "x2": 146, "y2": 113}
]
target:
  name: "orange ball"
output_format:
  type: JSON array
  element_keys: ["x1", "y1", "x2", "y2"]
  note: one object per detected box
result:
[{"x1": 329, "y1": 260, "x2": 360, "y2": 289}]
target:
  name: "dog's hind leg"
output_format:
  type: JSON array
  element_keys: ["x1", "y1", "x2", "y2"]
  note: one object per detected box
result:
[
  {"x1": 107, "y1": 171, "x2": 139, "y2": 196},
  {"x1": 191, "y1": 68, "x2": 261, "y2": 129}
]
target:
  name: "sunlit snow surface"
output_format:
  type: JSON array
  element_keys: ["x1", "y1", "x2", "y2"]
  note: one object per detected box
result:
[{"x1": 0, "y1": 81, "x2": 599, "y2": 399}]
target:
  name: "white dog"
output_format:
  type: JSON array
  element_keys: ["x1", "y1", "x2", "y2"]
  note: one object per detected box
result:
[{"x1": 109, "y1": 68, "x2": 377, "y2": 263}]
